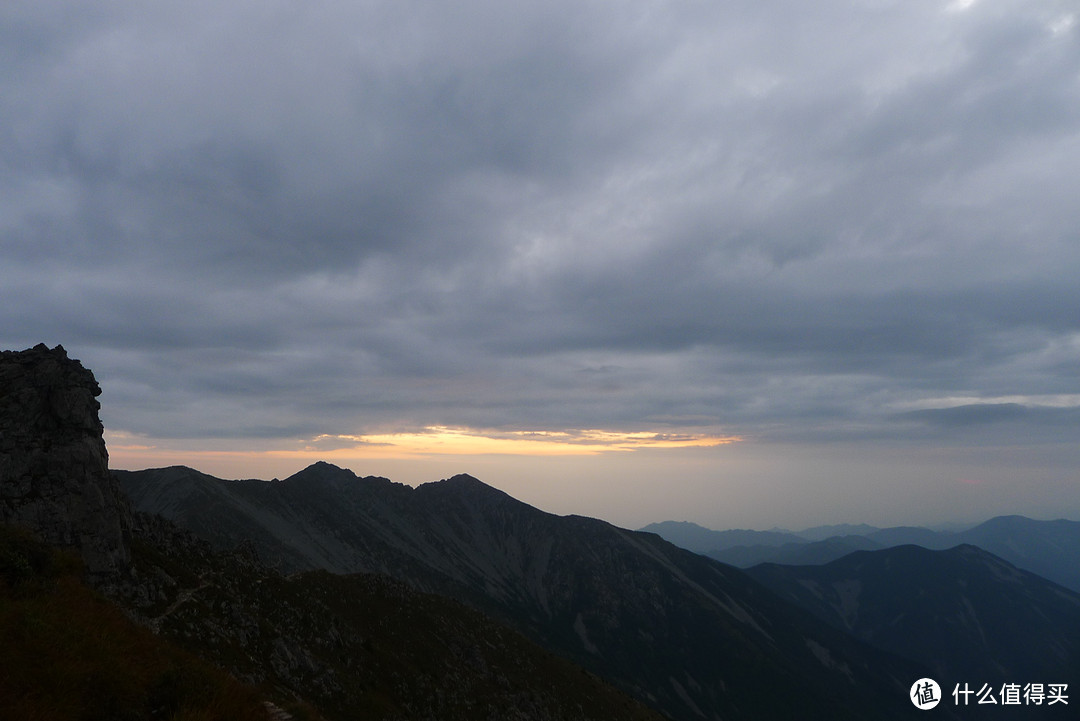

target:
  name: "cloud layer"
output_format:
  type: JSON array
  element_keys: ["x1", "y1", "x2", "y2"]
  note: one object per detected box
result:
[{"x1": 3, "y1": 1, "x2": 1079, "y2": 500}]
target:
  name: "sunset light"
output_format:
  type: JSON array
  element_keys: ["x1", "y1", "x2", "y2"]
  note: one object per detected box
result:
[{"x1": 295, "y1": 427, "x2": 743, "y2": 458}]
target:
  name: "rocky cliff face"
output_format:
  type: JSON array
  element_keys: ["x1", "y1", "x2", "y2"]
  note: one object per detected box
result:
[{"x1": 0, "y1": 344, "x2": 130, "y2": 583}]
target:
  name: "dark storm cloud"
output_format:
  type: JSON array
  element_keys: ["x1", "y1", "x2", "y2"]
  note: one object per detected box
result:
[{"x1": 2, "y1": 0, "x2": 1079, "y2": 449}]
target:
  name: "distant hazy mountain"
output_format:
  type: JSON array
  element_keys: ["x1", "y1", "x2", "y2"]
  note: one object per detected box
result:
[
  {"x1": 791, "y1": 523, "x2": 881, "y2": 541},
  {"x1": 709, "y1": 535, "x2": 884, "y2": 567},
  {"x1": 747, "y1": 545, "x2": 1080, "y2": 690},
  {"x1": 637, "y1": 520, "x2": 804, "y2": 553},
  {"x1": 119, "y1": 463, "x2": 935, "y2": 721},
  {"x1": 958, "y1": 515, "x2": 1080, "y2": 593},
  {"x1": 646, "y1": 515, "x2": 1080, "y2": 592},
  {"x1": 865, "y1": 525, "x2": 955, "y2": 549}
]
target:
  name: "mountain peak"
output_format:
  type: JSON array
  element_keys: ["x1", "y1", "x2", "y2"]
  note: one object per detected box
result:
[
  {"x1": 416, "y1": 473, "x2": 519, "y2": 506},
  {"x1": 284, "y1": 461, "x2": 359, "y2": 484},
  {"x1": 304, "y1": 459, "x2": 353, "y2": 474},
  {"x1": 441, "y1": 472, "x2": 485, "y2": 486}
]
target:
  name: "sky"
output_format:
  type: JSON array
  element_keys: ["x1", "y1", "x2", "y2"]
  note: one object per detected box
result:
[{"x1": 3, "y1": 0, "x2": 1080, "y2": 531}]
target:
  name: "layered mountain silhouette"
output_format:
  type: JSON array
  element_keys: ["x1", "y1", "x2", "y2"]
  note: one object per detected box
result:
[
  {"x1": 118, "y1": 462, "x2": 935, "y2": 720},
  {"x1": 645, "y1": 517, "x2": 1080, "y2": 592},
  {"x1": 636, "y1": 521, "x2": 803, "y2": 554}
]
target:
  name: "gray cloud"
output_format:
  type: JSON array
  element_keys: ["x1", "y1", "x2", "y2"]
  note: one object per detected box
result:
[{"x1": 3, "y1": 0, "x2": 1079, "y2": 462}]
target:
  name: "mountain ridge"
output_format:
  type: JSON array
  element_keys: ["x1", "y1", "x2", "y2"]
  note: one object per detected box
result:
[
  {"x1": 118, "y1": 462, "x2": 938, "y2": 721},
  {"x1": 644, "y1": 514, "x2": 1080, "y2": 591}
]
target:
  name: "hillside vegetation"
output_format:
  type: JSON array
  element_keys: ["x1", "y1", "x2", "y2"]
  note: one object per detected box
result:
[{"x1": 0, "y1": 525, "x2": 275, "y2": 721}]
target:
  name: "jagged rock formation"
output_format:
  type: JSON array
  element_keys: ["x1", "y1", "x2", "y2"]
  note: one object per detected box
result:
[{"x1": 0, "y1": 344, "x2": 130, "y2": 583}]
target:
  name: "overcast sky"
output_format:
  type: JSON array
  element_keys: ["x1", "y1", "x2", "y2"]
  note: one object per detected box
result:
[{"x1": 4, "y1": 0, "x2": 1080, "y2": 530}]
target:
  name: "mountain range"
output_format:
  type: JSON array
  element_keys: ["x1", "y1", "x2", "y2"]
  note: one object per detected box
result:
[
  {"x1": 5, "y1": 345, "x2": 1077, "y2": 720},
  {"x1": 641, "y1": 517, "x2": 1080, "y2": 592},
  {"x1": 117, "y1": 462, "x2": 931, "y2": 720}
]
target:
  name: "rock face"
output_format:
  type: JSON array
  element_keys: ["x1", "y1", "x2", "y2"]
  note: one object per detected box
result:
[{"x1": 0, "y1": 344, "x2": 130, "y2": 582}]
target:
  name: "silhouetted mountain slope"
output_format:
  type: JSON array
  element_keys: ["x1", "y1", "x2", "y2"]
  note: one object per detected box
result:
[
  {"x1": 747, "y1": 545, "x2": 1080, "y2": 688},
  {"x1": 119, "y1": 462, "x2": 941, "y2": 721}
]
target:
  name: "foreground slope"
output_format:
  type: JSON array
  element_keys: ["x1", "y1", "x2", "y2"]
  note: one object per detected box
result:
[
  {"x1": 0, "y1": 525, "x2": 273, "y2": 721},
  {"x1": 120, "y1": 463, "x2": 939, "y2": 721}
]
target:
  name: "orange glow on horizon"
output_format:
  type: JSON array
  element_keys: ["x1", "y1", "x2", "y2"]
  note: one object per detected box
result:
[
  {"x1": 106, "y1": 426, "x2": 742, "y2": 467},
  {"x1": 287, "y1": 426, "x2": 743, "y2": 458}
]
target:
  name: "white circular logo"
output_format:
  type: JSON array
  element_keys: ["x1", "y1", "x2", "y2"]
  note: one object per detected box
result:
[{"x1": 911, "y1": 678, "x2": 941, "y2": 710}]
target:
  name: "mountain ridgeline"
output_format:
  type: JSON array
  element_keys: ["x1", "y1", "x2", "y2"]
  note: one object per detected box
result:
[
  {"x1": 117, "y1": 462, "x2": 935, "y2": 721},
  {"x1": 642, "y1": 517, "x2": 1080, "y2": 592}
]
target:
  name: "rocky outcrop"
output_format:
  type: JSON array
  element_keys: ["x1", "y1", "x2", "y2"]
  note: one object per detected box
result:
[{"x1": 0, "y1": 343, "x2": 130, "y2": 583}]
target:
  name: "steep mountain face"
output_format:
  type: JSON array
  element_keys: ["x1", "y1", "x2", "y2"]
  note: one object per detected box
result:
[
  {"x1": 0, "y1": 344, "x2": 131, "y2": 584},
  {"x1": 120, "y1": 463, "x2": 940, "y2": 721},
  {"x1": 747, "y1": 545, "x2": 1080, "y2": 687}
]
